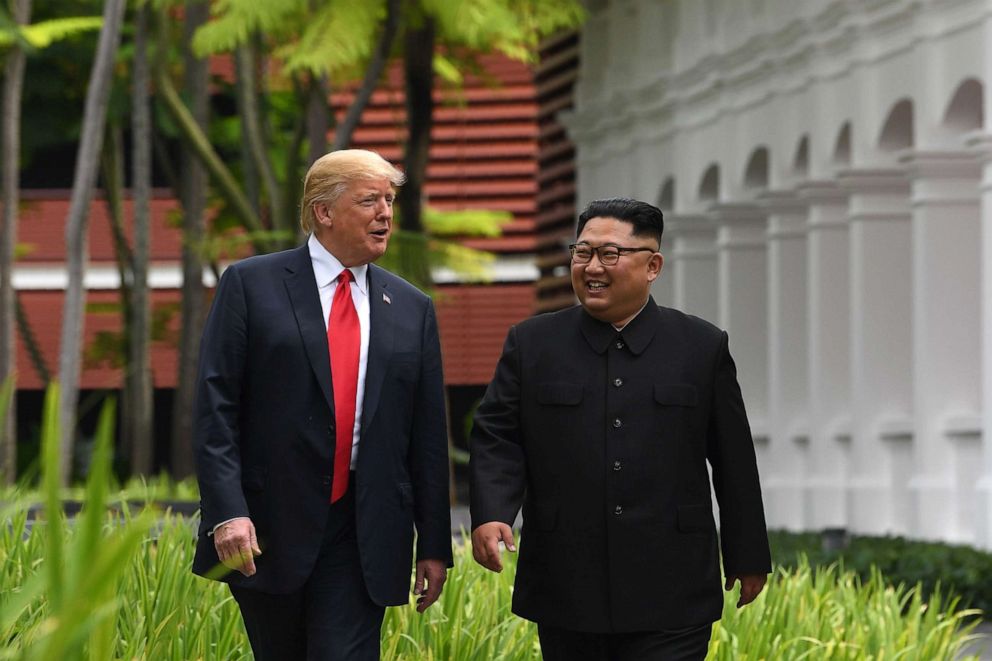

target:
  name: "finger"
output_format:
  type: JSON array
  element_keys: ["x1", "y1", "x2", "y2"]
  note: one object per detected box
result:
[
  {"x1": 249, "y1": 525, "x2": 262, "y2": 556},
  {"x1": 725, "y1": 576, "x2": 737, "y2": 592},
  {"x1": 241, "y1": 548, "x2": 256, "y2": 577},
  {"x1": 414, "y1": 564, "x2": 427, "y2": 596},
  {"x1": 486, "y1": 537, "x2": 503, "y2": 572}
]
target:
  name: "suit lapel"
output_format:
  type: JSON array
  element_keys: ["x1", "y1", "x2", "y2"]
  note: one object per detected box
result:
[
  {"x1": 361, "y1": 264, "x2": 395, "y2": 436},
  {"x1": 284, "y1": 244, "x2": 335, "y2": 412}
]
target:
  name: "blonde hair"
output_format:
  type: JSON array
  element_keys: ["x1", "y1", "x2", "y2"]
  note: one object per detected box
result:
[{"x1": 300, "y1": 149, "x2": 405, "y2": 233}]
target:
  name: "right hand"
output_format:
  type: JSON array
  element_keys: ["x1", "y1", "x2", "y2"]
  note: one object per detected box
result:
[
  {"x1": 214, "y1": 517, "x2": 262, "y2": 577},
  {"x1": 471, "y1": 521, "x2": 516, "y2": 573}
]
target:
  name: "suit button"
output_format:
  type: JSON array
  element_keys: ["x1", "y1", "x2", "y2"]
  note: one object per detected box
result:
[
  {"x1": 613, "y1": 460, "x2": 622, "y2": 471},
  {"x1": 613, "y1": 378, "x2": 623, "y2": 387},
  {"x1": 327, "y1": 425, "x2": 334, "y2": 436},
  {"x1": 612, "y1": 418, "x2": 622, "y2": 429},
  {"x1": 615, "y1": 340, "x2": 625, "y2": 350},
  {"x1": 614, "y1": 505, "x2": 623, "y2": 515}
]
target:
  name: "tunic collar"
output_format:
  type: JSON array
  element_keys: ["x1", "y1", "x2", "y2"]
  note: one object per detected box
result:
[{"x1": 579, "y1": 296, "x2": 660, "y2": 355}]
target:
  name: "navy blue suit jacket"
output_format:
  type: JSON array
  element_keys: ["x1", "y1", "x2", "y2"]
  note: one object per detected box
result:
[{"x1": 192, "y1": 244, "x2": 452, "y2": 605}]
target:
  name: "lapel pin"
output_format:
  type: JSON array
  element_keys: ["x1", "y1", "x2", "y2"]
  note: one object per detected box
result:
[{"x1": 382, "y1": 292, "x2": 391, "y2": 305}]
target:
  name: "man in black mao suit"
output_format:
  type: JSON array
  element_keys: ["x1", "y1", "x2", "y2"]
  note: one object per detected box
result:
[
  {"x1": 470, "y1": 198, "x2": 771, "y2": 660},
  {"x1": 192, "y1": 149, "x2": 452, "y2": 660}
]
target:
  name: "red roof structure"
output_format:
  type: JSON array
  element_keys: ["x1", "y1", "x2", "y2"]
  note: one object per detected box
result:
[{"x1": 11, "y1": 53, "x2": 543, "y2": 391}]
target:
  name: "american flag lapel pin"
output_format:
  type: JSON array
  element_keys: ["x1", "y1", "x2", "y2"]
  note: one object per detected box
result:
[{"x1": 382, "y1": 292, "x2": 391, "y2": 305}]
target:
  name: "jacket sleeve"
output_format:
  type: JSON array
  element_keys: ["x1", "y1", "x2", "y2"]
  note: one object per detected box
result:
[
  {"x1": 410, "y1": 300, "x2": 454, "y2": 565},
  {"x1": 469, "y1": 325, "x2": 527, "y2": 528},
  {"x1": 706, "y1": 330, "x2": 772, "y2": 575},
  {"x1": 193, "y1": 265, "x2": 250, "y2": 531}
]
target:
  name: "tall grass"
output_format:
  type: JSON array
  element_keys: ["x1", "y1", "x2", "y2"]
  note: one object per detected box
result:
[{"x1": 0, "y1": 385, "x2": 983, "y2": 658}]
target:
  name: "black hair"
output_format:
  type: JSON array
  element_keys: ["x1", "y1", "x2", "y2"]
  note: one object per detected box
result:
[{"x1": 576, "y1": 197, "x2": 663, "y2": 247}]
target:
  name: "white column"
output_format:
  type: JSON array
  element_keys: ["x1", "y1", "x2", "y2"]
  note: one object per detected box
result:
[
  {"x1": 837, "y1": 169, "x2": 913, "y2": 536},
  {"x1": 667, "y1": 214, "x2": 718, "y2": 324},
  {"x1": 798, "y1": 181, "x2": 851, "y2": 530},
  {"x1": 711, "y1": 203, "x2": 769, "y2": 468},
  {"x1": 968, "y1": 134, "x2": 992, "y2": 551},
  {"x1": 900, "y1": 151, "x2": 983, "y2": 544},
  {"x1": 759, "y1": 190, "x2": 809, "y2": 531}
]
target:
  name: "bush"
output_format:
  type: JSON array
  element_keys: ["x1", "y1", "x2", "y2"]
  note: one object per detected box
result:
[{"x1": 769, "y1": 529, "x2": 992, "y2": 614}]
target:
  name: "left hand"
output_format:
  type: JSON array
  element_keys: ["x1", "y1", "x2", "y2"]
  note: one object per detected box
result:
[
  {"x1": 725, "y1": 573, "x2": 767, "y2": 608},
  {"x1": 413, "y1": 559, "x2": 447, "y2": 613}
]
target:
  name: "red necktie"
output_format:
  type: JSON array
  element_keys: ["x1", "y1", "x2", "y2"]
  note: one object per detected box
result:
[{"x1": 328, "y1": 269, "x2": 359, "y2": 503}]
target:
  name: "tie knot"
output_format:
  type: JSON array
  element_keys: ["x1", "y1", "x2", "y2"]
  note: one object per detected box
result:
[{"x1": 338, "y1": 269, "x2": 353, "y2": 285}]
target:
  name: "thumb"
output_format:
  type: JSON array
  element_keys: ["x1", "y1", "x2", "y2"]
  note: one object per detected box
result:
[
  {"x1": 500, "y1": 524, "x2": 516, "y2": 552},
  {"x1": 725, "y1": 576, "x2": 736, "y2": 591},
  {"x1": 250, "y1": 523, "x2": 262, "y2": 556},
  {"x1": 414, "y1": 564, "x2": 426, "y2": 595}
]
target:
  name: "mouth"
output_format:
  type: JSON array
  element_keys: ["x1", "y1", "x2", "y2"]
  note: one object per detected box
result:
[
  {"x1": 585, "y1": 280, "x2": 609, "y2": 292},
  {"x1": 369, "y1": 227, "x2": 389, "y2": 238}
]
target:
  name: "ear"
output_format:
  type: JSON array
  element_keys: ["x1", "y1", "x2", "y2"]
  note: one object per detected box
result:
[
  {"x1": 313, "y1": 202, "x2": 333, "y2": 229},
  {"x1": 646, "y1": 252, "x2": 663, "y2": 283}
]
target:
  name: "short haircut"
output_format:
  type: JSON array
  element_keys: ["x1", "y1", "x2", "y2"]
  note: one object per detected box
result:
[
  {"x1": 576, "y1": 197, "x2": 664, "y2": 247},
  {"x1": 299, "y1": 149, "x2": 406, "y2": 233}
]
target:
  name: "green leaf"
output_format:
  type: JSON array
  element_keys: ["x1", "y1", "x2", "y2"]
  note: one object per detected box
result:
[{"x1": 0, "y1": 17, "x2": 104, "y2": 50}]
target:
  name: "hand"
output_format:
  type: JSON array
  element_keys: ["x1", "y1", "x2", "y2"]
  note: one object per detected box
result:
[
  {"x1": 413, "y1": 559, "x2": 447, "y2": 613},
  {"x1": 725, "y1": 573, "x2": 767, "y2": 608},
  {"x1": 214, "y1": 517, "x2": 262, "y2": 577},
  {"x1": 471, "y1": 521, "x2": 516, "y2": 573}
]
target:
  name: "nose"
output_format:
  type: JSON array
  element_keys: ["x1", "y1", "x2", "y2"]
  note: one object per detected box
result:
[
  {"x1": 585, "y1": 253, "x2": 607, "y2": 272},
  {"x1": 376, "y1": 197, "x2": 392, "y2": 218}
]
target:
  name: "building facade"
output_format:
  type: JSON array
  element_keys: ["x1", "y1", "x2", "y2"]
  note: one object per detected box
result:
[{"x1": 563, "y1": 0, "x2": 991, "y2": 549}]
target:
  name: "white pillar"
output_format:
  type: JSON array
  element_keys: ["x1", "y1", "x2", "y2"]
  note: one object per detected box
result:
[
  {"x1": 838, "y1": 169, "x2": 913, "y2": 536},
  {"x1": 798, "y1": 181, "x2": 851, "y2": 530},
  {"x1": 968, "y1": 134, "x2": 992, "y2": 551},
  {"x1": 759, "y1": 190, "x2": 809, "y2": 530},
  {"x1": 899, "y1": 151, "x2": 983, "y2": 544},
  {"x1": 667, "y1": 214, "x2": 718, "y2": 324}
]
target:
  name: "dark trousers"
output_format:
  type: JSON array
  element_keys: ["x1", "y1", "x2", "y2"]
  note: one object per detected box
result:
[
  {"x1": 230, "y1": 482, "x2": 384, "y2": 661},
  {"x1": 537, "y1": 622, "x2": 713, "y2": 661}
]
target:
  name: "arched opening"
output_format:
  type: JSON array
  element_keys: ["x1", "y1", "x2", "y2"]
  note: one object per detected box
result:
[
  {"x1": 698, "y1": 164, "x2": 719, "y2": 203},
  {"x1": 793, "y1": 135, "x2": 809, "y2": 177},
  {"x1": 657, "y1": 177, "x2": 674, "y2": 211},
  {"x1": 943, "y1": 78, "x2": 983, "y2": 133},
  {"x1": 833, "y1": 122, "x2": 851, "y2": 165},
  {"x1": 878, "y1": 99, "x2": 914, "y2": 151},
  {"x1": 743, "y1": 147, "x2": 769, "y2": 190}
]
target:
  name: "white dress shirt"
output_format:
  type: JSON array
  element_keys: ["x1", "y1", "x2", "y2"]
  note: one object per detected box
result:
[{"x1": 308, "y1": 233, "x2": 370, "y2": 469}]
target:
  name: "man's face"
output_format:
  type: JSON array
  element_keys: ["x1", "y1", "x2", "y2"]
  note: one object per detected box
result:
[
  {"x1": 570, "y1": 216, "x2": 663, "y2": 326},
  {"x1": 314, "y1": 178, "x2": 395, "y2": 267}
]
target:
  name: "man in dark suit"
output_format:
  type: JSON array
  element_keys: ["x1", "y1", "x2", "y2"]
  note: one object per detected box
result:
[
  {"x1": 193, "y1": 149, "x2": 452, "y2": 660},
  {"x1": 469, "y1": 198, "x2": 771, "y2": 660}
]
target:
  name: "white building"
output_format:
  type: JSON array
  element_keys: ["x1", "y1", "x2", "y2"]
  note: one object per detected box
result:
[{"x1": 563, "y1": 0, "x2": 991, "y2": 549}]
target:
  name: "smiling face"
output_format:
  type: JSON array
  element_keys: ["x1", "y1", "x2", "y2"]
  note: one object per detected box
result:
[
  {"x1": 313, "y1": 177, "x2": 395, "y2": 267},
  {"x1": 570, "y1": 216, "x2": 663, "y2": 326}
]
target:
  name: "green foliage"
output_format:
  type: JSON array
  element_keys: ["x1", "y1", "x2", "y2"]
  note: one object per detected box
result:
[
  {"x1": 710, "y1": 558, "x2": 981, "y2": 660},
  {"x1": 769, "y1": 529, "x2": 992, "y2": 616},
  {"x1": 0, "y1": 16, "x2": 103, "y2": 51}
]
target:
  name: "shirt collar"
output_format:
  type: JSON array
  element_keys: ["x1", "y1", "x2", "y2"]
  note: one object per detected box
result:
[
  {"x1": 579, "y1": 296, "x2": 660, "y2": 355},
  {"x1": 308, "y1": 234, "x2": 368, "y2": 294}
]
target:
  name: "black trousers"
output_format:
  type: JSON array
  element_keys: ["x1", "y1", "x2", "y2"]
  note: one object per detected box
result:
[
  {"x1": 229, "y1": 481, "x2": 384, "y2": 661},
  {"x1": 537, "y1": 622, "x2": 713, "y2": 661}
]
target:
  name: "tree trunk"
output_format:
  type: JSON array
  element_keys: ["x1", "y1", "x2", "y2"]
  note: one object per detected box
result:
[
  {"x1": 307, "y1": 74, "x2": 329, "y2": 163},
  {"x1": 171, "y1": 0, "x2": 209, "y2": 479},
  {"x1": 398, "y1": 13, "x2": 435, "y2": 286},
  {"x1": 56, "y1": 0, "x2": 127, "y2": 485},
  {"x1": 234, "y1": 43, "x2": 286, "y2": 238},
  {"x1": 0, "y1": 0, "x2": 31, "y2": 485},
  {"x1": 130, "y1": 2, "x2": 153, "y2": 475},
  {"x1": 332, "y1": 0, "x2": 400, "y2": 152}
]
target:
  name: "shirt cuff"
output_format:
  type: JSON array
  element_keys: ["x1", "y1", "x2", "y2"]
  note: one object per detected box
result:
[{"x1": 208, "y1": 516, "x2": 250, "y2": 536}]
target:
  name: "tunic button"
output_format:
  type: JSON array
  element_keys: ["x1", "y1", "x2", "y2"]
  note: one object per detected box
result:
[
  {"x1": 615, "y1": 340, "x2": 625, "y2": 349},
  {"x1": 614, "y1": 505, "x2": 623, "y2": 515},
  {"x1": 613, "y1": 460, "x2": 622, "y2": 471},
  {"x1": 613, "y1": 378, "x2": 623, "y2": 387},
  {"x1": 613, "y1": 418, "x2": 622, "y2": 428}
]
